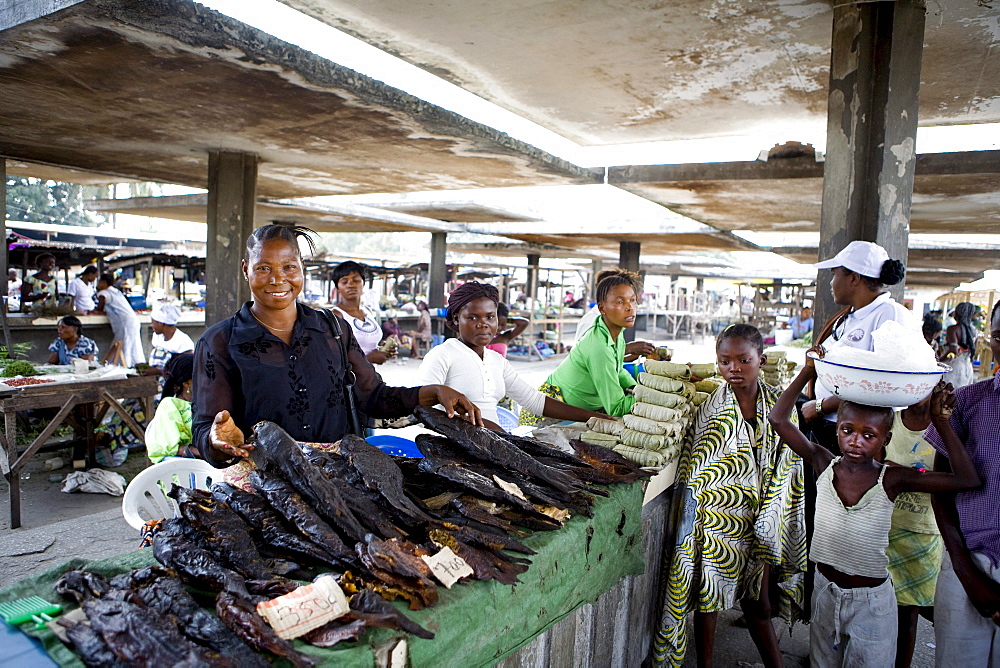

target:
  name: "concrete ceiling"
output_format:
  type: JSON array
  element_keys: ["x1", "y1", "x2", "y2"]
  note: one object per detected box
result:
[
  {"x1": 277, "y1": 0, "x2": 1000, "y2": 146},
  {"x1": 3, "y1": 0, "x2": 998, "y2": 290},
  {"x1": 0, "y1": 0, "x2": 586, "y2": 198}
]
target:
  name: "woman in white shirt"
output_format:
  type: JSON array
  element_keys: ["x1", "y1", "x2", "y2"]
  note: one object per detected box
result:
[
  {"x1": 65, "y1": 266, "x2": 98, "y2": 313},
  {"x1": 94, "y1": 273, "x2": 145, "y2": 367},
  {"x1": 418, "y1": 282, "x2": 605, "y2": 431},
  {"x1": 331, "y1": 261, "x2": 393, "y2": 365},
  {"x1": 804, "y1": 240, "x2": 915, "y2": 450}
]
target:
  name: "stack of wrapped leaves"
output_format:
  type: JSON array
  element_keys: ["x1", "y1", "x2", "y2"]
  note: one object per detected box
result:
[
  {"x1": 761, "y1": 349, "x2": 797, "y2": 387},
  {"x1": 580, "y1": 360, "x2": 699, "y2": 468}
]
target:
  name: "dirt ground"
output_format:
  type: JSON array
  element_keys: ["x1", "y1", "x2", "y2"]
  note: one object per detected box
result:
[{"x1": 0, "y1": 445, "x2": 152, "y2": 531}]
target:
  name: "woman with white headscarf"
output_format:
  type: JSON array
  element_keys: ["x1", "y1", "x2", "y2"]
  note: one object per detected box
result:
[{"x1": 145, "y1": 302, "x2": 194, "y2": 376}]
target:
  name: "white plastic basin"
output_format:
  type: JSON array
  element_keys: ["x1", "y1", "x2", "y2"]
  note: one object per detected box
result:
[{"x1": 811, "y1": 353, "x2": 949, "y2": 407}]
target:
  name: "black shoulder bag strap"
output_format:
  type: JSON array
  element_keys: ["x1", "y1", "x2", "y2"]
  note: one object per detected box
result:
[{"x1": 321, "y1": 308, "x2": 364, "y2": 437}]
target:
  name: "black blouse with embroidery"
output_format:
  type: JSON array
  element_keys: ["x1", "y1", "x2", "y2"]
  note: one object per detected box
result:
[{"x1": 193, "y1": 302, "x2": 420, "y2": 466}]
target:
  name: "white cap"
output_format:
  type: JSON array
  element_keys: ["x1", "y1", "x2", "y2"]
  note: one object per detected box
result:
[
  {"x1": 151, "y1": 302, "x2": 182, "y2": 325},
  {"x1": 814, "y1": 240, "x2": 889, "y2": 278}
]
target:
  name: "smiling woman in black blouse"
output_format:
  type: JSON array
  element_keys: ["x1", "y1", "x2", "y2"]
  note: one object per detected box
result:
[{"x1": 193, "y1": 224, "x2": 481, "y2": 465}]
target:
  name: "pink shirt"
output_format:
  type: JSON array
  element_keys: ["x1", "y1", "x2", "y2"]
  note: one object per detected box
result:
[{"x1": 485, "y1": 342, "x2": 508, "y2": 358}]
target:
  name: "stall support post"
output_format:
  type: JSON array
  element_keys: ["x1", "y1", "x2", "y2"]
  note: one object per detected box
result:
[
  {"x1": 589, "y1": 259, "x2": 602, "y2": 302},
  {"x1": 206, "y1": 150, "x2": 257, "y2": 326},
  {"x1": 814, "y1": 0, "x2": 924, "y2": 332},
  {"x1": 619, "y1": 241, "x2": 640, "y2": 342},
  {"x1": 526, "y1": 253, "x2": 540, "y2": 308},
  {"x1": 429, "y1": 232, "x2": 447, "y2": 310},
  {"x1": 0, "y1": 157, "x2": 7, "y2": 304}
]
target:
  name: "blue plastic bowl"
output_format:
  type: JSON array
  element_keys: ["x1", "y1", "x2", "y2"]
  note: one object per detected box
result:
[
  {"x1": 366, "y1": 434, "x2": 423, "y2": 458},
  {"x1": 623, "y1": 362, "x2": 645, "y2": 379}
]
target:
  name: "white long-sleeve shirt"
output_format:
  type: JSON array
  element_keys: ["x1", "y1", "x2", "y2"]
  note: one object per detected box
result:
[{"x1": 417, "y1": 338, "x2": 546, "y2": 425}]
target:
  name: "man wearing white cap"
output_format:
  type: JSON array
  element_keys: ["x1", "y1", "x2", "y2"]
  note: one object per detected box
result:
[
  {"x1": 145, "y1": 302, "x2": 194, "y2": 378},
  {"x1": 803, "y1": 239, "x2": 917, "y2": 445}
]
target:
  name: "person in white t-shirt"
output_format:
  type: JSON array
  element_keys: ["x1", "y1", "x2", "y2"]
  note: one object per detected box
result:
[
  {"x1": 145, "y1": 302, "x2": 194, "y2": 377},
  {"x1": 804, "y1": 240, "x2": 917, "y2": 451},
  {"x1": 418, "y1": 282, "x2": 606, "y2": 430},
  {"x1": 65, "y1": 266, "x2": 98, "y2": 313},
  {"x1": 6, "y1": 269, "x2": 20, "y2": 312}
]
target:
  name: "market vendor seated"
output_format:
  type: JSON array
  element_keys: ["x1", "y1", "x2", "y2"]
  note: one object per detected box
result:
[
  {"x1": 145, "y1": 353, "x2": 198, "y2": 463},
  {"x1": 418, "y1": 282, "x2": 608, "y2": 431},
  {"x1": 46, "y1": 315, "x2": 98, "y2": 365},
  {"x1": 521, "y1": 271, "x2": 644, "y2": 425},
  {"x1": 194, "y1": 223, "x2": 482, "y2": 465}
]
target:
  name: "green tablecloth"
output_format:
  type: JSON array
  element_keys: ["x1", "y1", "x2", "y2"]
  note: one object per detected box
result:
[{"x1": 0, "y1": 481, "x2": 645, "y2": 667}]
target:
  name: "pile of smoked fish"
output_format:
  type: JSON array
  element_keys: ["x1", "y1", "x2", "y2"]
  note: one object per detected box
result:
[{"x1": 53, "y1": 407, "x2": 645, "y2": 666}]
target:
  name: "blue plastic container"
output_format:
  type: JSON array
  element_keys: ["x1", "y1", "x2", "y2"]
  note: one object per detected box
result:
[
  {"x1": 126, "y1": 295, "x2": 147, "y2": 311},
  {"x1": 623, "y1": 361, "x2": 646, "y2": 379},
  {"x1": 366, "y1": 434, "x2": 423, "y2": 458}
]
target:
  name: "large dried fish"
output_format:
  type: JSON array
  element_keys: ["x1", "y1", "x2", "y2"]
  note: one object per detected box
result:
[
  {"x1": 109, "y1": 567, "x2": 267, "y2": 667},
  {"x1": 211, "y1": 482, "x2": 350, "y2": 570},
  {"x1": 215, "y1": 591, "x2": 316, "y2": 668},
  {"x1": 339, "y1": 434, "x2": 434, "y2": 524},
  {"x1": 82, "y1": 598, "x2": 225, "y2": 666},
  {"x1": 63, "y1": 620, "x2": 126, "y2": 668},
  {"x1": 415, "y1": 407, "x2": 587, "y2": 495},
  {"x1": 55, "y1": 570, "x2": 111, "y2": 605},
  {"x1": 344, "y1": 589, "x2": 435, "y2": 639},
  {"x1": 168, "y1": 485, "x2": 272, "y2": 580},
  {"x1": 568, "y1": 438, "x2": 647, "y2": 480},
  {"x1": 432, "y1": 520, "x2": 535, "y2": 555},
  {"x1": 301, "y1": 619, "x2": 366, "y2": 647},
  {"x1": 249, "y1": 421, "x2": 367, "y2": 541},
  {"x1": 415, "y1": 450, "x2": 559, "y2": 528},
  {"x1": 304, "y1": 450, "x2": 408, "y2": 539},
  {"x1": 152, "y1": 519, "x2": 250, "y2": 598},
  {"x1": 427, "y1": 529, "x2": 527, "y2": 586},
  {"x1": 248, "y1": 470, "x2": 356, "y2": 566}
]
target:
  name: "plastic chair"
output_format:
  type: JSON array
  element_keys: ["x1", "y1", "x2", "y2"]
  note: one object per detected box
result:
[
  {"x1": 366, "y1": 434, "x2": 423, "y2": 458},
  {"x1": 495, "y1": 406, "x2": 519, "y2": 432},
  {"x1": 121, "y1": 458, "x2": 217, "y2": 530}
]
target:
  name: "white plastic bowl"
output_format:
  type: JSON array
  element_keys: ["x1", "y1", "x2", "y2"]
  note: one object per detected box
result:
[{"x1": 811, "y1": 353, "x2": 950, "y2": 407}]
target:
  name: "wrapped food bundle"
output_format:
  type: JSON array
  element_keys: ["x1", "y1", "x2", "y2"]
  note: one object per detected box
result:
[
  {"x1": 761, "y1": 349, "x2": 797, "y2": 387},
  {"x1": 689, "y1": 363, "x2": 717, "y2": 380},
  {"x1": 643, "y1": 360, "x2": 691, "y2": 380}
]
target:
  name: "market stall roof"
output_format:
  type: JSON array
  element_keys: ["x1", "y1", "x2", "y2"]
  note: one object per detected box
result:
[
  {"x1": 0, "y1": 0, "x2": 587, "y2": 200},
  {"x1": 277, "y1": 1, "x2": 997, "y2": 148}
]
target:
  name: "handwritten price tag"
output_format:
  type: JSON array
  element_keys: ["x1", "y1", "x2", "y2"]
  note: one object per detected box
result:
[
  {"x1": 421, "y1": 546, "x2": 473, "y2": 588},
  {"x1": 256, "y1": 575, "x2": 350, "y2": 639}
]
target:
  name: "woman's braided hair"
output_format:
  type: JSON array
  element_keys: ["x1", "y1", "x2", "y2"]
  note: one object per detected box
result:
[{"x1": 446, "y1": 282, "x2": 499, "y2": 326}]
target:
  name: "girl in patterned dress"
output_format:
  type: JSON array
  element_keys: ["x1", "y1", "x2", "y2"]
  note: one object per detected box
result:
[{"x1": 655, "y1": 324, "x2": 806, "y2": 667}]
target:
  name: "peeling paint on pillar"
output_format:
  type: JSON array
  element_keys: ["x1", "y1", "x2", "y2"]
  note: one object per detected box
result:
[{"x1": 815, "y1": 0, "x2": 925, "y2": 331}]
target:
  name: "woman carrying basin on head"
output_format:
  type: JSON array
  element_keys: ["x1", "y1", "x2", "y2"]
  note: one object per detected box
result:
[{"x1": 802, "y1": 241, "x2": 917, "y2": 451}]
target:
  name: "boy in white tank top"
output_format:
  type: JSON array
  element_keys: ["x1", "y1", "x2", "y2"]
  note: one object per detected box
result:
[{"x1": 768, "y1": 354, "x2": 980, "y2": 667}]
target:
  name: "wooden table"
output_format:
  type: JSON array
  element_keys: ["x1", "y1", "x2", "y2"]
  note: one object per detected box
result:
[{"x1": 0, "y1": 374, "x2": 160, "y2": 528}]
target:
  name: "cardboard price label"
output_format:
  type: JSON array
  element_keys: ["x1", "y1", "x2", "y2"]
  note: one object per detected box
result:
[
  {"x1": 256, "y1": 575, "x2": 350, "y2": 639},
  {"x1": 421, "y1": 546, "x2": 474, "y2": 588}
]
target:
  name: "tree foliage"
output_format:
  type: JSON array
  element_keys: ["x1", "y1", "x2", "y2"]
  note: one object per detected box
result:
[{"x1": 5, "y1": 177, "x2": 109, "y2": 226}]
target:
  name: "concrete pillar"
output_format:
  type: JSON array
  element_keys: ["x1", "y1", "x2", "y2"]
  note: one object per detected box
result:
[
  {"x1": 526, "y1": 253, "x2": 540, "y2": 307},
  {"x1": 589, "y1": 259, "x2": 603, "y2": 300},
  {"x1": 814, "y1": 0, "x2": 925, "y2": 330},
  {"x1": 0, "y1": 158, "x2": 6, "y2": 300},
  {"x1": 428, "y1": 232, "x2": 447, "y2": 309},
  {"x1": 206, "y1": 151, "x2": 257, "y2": 326},
  {"x1": 619, "y1": 241, "x2": 640, "y2": 274},
  {"x1": 619, "y1": 242, "x2": 641, "y2": 342}
]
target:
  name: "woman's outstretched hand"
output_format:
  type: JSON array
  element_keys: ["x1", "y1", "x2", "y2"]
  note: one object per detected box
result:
[
  {"x1": 419, "y1": 385, "x2": 483, "y2": 427},
  {"x1": 210, "y1": 410, "x2": 251, "y2": 458}
]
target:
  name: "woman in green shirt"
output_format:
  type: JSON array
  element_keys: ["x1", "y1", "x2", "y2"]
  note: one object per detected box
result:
[{"x1": 520, "y1": 271, "x2": 641, "y2": 425}]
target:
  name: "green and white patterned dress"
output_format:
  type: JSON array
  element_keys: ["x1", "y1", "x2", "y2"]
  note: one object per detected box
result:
[{"x1": 653, "y1": 381, "x2": 806, "y2": 666}]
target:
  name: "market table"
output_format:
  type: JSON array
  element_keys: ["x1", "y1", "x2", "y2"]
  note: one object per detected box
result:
[
  {"x1": 0, "y1": 373, "x2": 160, "y2": 528},
  {"x1": 0, "y1": 479, "x2": 656, "y2": 667}
]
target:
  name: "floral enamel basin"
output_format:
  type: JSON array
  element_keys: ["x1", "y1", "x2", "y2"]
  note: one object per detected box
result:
[{"x1": 809, "y1": 352, "x2": 950, "y2": 407}]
